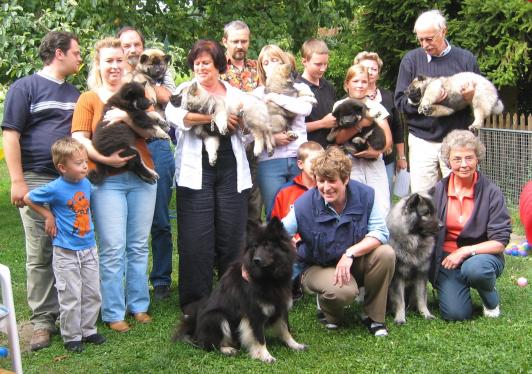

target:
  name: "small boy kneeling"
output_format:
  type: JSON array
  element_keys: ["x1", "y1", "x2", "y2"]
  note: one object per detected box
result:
[{"x1": 24, "y1": 137, "x2": 105, "y2": 353}]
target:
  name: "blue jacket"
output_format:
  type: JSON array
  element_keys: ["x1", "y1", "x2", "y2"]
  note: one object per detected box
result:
[{"x1": 295, "y1": 180, "x2": 374, "y2": 266}]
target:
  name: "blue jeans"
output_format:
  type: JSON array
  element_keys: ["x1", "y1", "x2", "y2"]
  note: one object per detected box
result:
[
  {"x1": 257, "y1": 157, "x2": 299, "y2": 218},
  {"x1": 385, "y1": 161, "x2": 395, "y2": 199},
  {"x1": 436, "y1": 254, "x2": 504, "y2": 321},
  {"x1": 176, "y1": 148, "x2": 248, "y2": 308},
  {"x1": 91, "y1": 172, "x2": 156, "y2": 322},
  {"x1": 147, "y1": 139, "x2": 175, "y2": 288}
]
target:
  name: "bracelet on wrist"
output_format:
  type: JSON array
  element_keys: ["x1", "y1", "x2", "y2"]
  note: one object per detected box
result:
[{"x1": 397, "y1": 155, "x2": 407, "y2": 161}]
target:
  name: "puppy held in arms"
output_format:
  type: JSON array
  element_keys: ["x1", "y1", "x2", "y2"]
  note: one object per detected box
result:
[
  {"x1": 386, "y1": 192, "x2": 440, "y2": 324},
  {"x1": 172, "y1": 218, "x2": 306, "y2": 363},
  {"x1": 328, "y1": 98, "x2": 386, "y2": 157},
  {"x1": 405, "y1": 72, "x2": 503, "y2": 130},
  {"x1": 245, "y1": 63, "x2": 317, "y2": 157},
  {"x1": 90, "y1": 81, "x2": 159, "y2": 185},
  {"x1": 126, "y1": 48, "x2": 172, "y2": 135}
]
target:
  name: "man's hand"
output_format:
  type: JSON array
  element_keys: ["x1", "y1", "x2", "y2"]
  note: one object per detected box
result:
[
  {"x1": 11, "y1": 180, "x2": 29, "y2": 208},
  {"x1": 460, "y1": 82, "x2": 476, "y2": 104}
]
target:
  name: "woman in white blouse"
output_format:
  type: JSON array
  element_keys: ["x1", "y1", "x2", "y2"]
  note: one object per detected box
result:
[{"x1": 165, "y1": 40, "x2": 251, "y2": 310}]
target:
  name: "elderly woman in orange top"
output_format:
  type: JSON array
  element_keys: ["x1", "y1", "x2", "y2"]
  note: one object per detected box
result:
[
  {"x1": 430, "y1": 130, "x2": 511, "y2": 321},
  {"x1": 71, "y1": 37, "x2": 156, "y2": 333}
]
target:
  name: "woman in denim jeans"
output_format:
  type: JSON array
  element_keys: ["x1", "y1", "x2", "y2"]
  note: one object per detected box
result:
[
  {"x1": 72, "y1": 37, "x2": 156, "y2": 333},
  {"x1": 431, "y1": 130, "x2": 512, "y2": 320},
  {"x1": 253, "y1": 45, "x2": 315, "y2": 218}
]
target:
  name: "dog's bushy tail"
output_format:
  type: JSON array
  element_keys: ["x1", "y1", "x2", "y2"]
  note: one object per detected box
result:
[
  {"x1": 171, "y1": 299, "x2": 204, "y2": 343},
  {"x1": 493, "y1": 99, "x2": 504, "y2": 115}
]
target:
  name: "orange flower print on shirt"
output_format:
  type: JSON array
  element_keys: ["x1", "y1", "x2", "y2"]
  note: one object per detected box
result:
[{"x1": 67, "y1": 191, "x2": 91, "y2": 237}]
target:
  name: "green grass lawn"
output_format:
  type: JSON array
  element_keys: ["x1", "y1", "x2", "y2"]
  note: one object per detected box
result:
[{"x1": 0, "y1": 158, "x2": 531, "y2": 374}]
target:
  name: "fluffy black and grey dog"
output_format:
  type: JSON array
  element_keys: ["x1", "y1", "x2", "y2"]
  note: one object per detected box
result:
[
  {"x1": 90, "y1": 81, "x2": 159, "y2": 185},
  {"x1": 327, "y1": 98, "x2": 386, "y2": 155},
  {"x1": 173, "y1": 217, "x2": 306, "y2": 363},
  {"x1": 386, "y1": 192, "x2": 440, "y2": 324}
]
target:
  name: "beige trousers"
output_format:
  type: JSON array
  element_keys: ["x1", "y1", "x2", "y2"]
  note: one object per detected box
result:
[{"x1": 301, "y1": 244, "x2": 395, "y2": 324}]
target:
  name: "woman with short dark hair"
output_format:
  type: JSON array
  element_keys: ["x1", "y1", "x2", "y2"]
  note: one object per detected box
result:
[
  {"x1": 165, "y1": 40, "x2": 251, "y2": 310},
  {"x1": 431, "y1": 130, "x2": 511, "y2": 321}
]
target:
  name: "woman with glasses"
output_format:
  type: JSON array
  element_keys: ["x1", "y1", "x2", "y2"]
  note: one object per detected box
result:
[{"x1": 430, "y1": 130, "x2": 511, "y2": 321}]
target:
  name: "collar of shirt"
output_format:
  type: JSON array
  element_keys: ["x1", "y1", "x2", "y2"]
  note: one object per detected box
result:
[
  {"x1": 37, "y1": 71, "x2": 65, "y2": 84},
  {"x1": 297, "y1": 74, "x2": 324, "y2": 89},
  {"x1": 325, "y1": 200, "x2": 347, "y2": 217},
  {"x1": 447, "y1": 171, "x2": 478, "y2": 198},
  {"x1": 226, "y1": 56, "x2": 257, "y2": 71},
  {"x1": 426, "y1": 40, "x2": 452, "y2": 62}
]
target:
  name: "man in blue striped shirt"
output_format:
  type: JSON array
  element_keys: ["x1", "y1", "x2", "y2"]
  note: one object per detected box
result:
[{"x1": 2, "y1": 30, "x2": 81, "y2": 351}]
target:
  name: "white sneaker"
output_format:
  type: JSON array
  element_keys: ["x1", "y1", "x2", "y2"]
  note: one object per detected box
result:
[{"x1": 483, "y1": 304, "x2": 500, "y2": 318}]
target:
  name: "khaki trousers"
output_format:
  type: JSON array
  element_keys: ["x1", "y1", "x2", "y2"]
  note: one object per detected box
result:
[
  {"x1": 301, "y1": 244, "x2": 395, "y2": 324},
  {"x1": 408, "y1": 133, "x2": 451, "y2": 193},
  {"x1": 19, "y1": 171, "x2": 60, "y2": 331}
]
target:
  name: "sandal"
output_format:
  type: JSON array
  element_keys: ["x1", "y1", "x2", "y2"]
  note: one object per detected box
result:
[{"x1": 361, "y1": 316, "x2": 388, "y2": 337}]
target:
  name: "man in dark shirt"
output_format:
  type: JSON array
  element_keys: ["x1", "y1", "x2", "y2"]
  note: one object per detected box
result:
[
  {"x1": 395, "y1": 9, "x2": 479, "y2": 193},
  {"x1": 296, "y1": 39, "x2": 337, "y2": 149},
  {"x1": 2, "y1": 31, "x2": 82, "y2": 351}
]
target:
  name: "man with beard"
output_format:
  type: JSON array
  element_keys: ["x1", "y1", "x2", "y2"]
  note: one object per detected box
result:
[
  {"x1": 117, "y1": 27, "x2": 176, "y2": 301},
  {"x1": 221, "y1": 20, "x2": 263, "y2": 226},
  {"x1": 395, "y1": 10, "x2": 479, "y2": 193},
  {"x1": 2, "y1": 31, "x2": 82, "y2": 350}
]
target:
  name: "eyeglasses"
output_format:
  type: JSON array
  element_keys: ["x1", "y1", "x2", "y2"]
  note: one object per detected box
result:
[
  {"x1": 450, "y1": 156, "x2": 477, "y2": 165},
  {"x1": 417, "y1": 33, "x2": 439, "y2": 44}
]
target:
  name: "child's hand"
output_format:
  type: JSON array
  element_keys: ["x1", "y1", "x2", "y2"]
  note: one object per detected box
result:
[{"x1": 44, "y1": 214, "x2": 57, "y2": 238}]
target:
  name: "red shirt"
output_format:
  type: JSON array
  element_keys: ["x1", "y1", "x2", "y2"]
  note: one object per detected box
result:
[
  {"x1": 443, "y1": 172, "x2": 478, "y2": 253},
  {"x1": 270, "y1": 174, "x2": 309, "y2": 220}
]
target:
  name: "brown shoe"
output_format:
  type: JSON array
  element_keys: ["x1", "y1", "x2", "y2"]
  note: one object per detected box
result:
[
  {"x1": 106, "y1": 320, "x2": 130, "y2": 333},
  {"x1": 133, "y1": 312, "x2": 152, "y2": 324},
  {"x1": 30, "y1": 329, "x2": 51, "y2": 351}
]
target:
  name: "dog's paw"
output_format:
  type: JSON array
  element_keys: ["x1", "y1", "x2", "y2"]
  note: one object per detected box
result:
[
  {"x1": 260, "y1": 354, "x2": 276, "y2": 364},
  {"x1": 394, "y1": 317, "x2": 406, "y2": 325},
  {"x1": 468, "y1": 122, "x2": 482, "y2": 131},
  {"x1": 418, "y1": 104, "x2": 433, "y2": 116},
  {"x1": 220, "y1": 346, "x2": 238, "y2": 356},
  {"x1": 285, "y1": 131, "x2": 298, "y2": 141},
  {"x1": 422, "y1": 312, "x2": 436, "y2": 320},
  {"x1": 289, "y1": 342, "x2": 307, "y2": 351}
]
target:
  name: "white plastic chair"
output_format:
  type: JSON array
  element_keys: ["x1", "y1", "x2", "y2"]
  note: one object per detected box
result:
[{"x1": 0, "y1": 264, "x2": 23, "y2": 373}]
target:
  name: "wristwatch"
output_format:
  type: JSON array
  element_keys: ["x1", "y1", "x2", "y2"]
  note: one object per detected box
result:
[
  {"x1": 345, "y1": 251, "x2": 355, "y2": 259},
  {"x1": 470, "y1": 249, "x2": 477, "y2": 256},
  {"x1": 397, "y1": 155, "x2": 407, "y2": 161}
]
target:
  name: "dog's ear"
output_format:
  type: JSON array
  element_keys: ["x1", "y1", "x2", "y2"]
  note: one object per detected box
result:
[
  {"x1": 405, "y1": 193, "x2": 420, "y2": 212},
  {"x1": 417, "y1": 75, "x2": 427, "y2": 81},
  {"x1": 139, "y1": 53, "x2": 149, "y2": 65},
  {"x1": 266, "y1": 217, "x2": 290, "y2": 241},
  {"x1": 164, "y1": 55, "x2": 171, "y2": 64}
]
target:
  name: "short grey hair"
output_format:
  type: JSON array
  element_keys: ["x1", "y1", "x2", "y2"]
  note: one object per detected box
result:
[
  {"x1": 440, "y1": 130, "x2": 486, "y2": 166},
  {"x1": 223, "y1": 20, "x2": 250, "y2": 38},
  {"x1": 414, "y1": 9, "x2": 447, "y2": 33}
]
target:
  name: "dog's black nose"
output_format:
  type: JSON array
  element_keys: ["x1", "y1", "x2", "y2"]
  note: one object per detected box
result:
[{"x1": 253, "y1": 257, "x2": 263, "y2": 266}]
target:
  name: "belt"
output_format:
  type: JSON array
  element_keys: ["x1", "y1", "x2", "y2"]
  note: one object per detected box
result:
[{"x1": 146, "y1": 137, "x2": 168, "y2": 144}]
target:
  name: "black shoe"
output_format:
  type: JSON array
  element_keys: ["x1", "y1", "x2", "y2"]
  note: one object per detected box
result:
[
  {"x1": 83, "y1": 333, "x2": 107, "y2": 345},
  {"x1": 154, "y1": 285, "x2": 171, "y2": 300},
  {"x1": 64, "y1": 340, "x2": 84, "y2": 353},
  {"x1": 361, "y1": 316, "x2": 388, "y2": 337}
]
